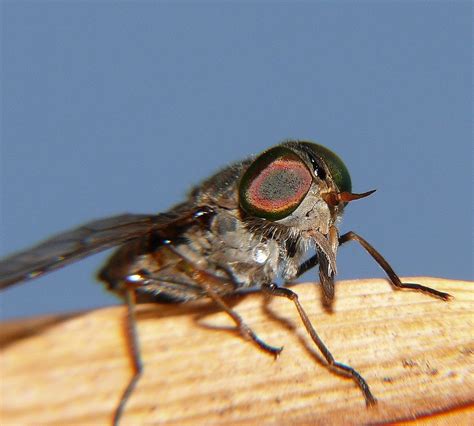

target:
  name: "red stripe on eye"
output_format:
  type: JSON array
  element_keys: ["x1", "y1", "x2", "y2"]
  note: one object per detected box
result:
[{"x1": 246, "y1": 158, "x2": 312, "y2": 213}]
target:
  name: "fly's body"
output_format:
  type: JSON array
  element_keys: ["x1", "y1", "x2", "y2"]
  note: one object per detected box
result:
[
  {"x1": 99, "y1": 142, "x2": 349, "y2": 307},
  {"x1": 0, "y1": 140, "x2": 450, "y2": 425},
  {"x1": 98, "y1": 160, "x2": 287, "y2": 302}
]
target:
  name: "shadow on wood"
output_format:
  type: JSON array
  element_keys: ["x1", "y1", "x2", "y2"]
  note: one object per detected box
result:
[{"x1": 1, "y1": 277, "x2": 473, "y2": 425}]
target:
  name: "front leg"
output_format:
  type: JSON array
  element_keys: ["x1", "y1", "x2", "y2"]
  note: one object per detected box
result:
[
  {"x1": 338, "y1": 231, "x2": 451, "y2": 300},
  {"x1": 294, "y1": 255, "x2": 319, "y2": 278},
  {"x1": 293, "y1": 231, "x2": 451, "y2": 301}
]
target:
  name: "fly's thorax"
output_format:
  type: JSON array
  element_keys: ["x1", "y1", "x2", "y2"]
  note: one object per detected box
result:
[
  {"x1": 192, "y1": 159, "x2": 250, "y2": 210},
  {"x1": 202, "y1": 207, "x2": 281, "y2": 287},
  {"x1": 100, "y1": 203, "x2": 283, "y2": 297}
]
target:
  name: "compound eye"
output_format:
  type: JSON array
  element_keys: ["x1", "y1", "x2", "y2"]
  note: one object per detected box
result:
[
  {"x1": 239, "y1": 146, "x2": 313, "y2": 221},
  {"x1": 299, "y1": 142, "x2": 352, "y2": 194}
]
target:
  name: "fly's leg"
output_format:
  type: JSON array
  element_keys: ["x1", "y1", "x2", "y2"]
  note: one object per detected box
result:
[
  {"x1": 114, "y1": 287, "x2": 143, "y2": 426},
  {"x1": 262, "y1": 282, "x2": 377, "y2": 406},
  {"x1": 294, "y1": 232, "x2": 451, "y2": 300},
  {"x1": 166, "y1": 246, "x2": 282, "y2": 356},
  {"x1": 339, "y1": 231, "x2": 452, "y2": 300},
  {"x1": 195, "y1": 273, "x2": 283, "y2": 356},
  {"x1": 295, "y1": 255, "x2": 319, "y2": 278}
]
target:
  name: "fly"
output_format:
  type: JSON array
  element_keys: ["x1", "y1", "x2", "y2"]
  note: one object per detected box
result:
[{"x1": 0, "y1": 140, "x2": 451, "y2": 425}]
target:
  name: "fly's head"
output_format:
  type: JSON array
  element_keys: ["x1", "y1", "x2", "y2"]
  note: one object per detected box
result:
[{"x1": 239, "y1": 140, "x2": 374, "y2": 239}]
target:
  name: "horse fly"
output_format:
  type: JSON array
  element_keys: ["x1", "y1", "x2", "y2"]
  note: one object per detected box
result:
[{"x1": 0, "y1": 140, "x2": 451, "y2": 424}]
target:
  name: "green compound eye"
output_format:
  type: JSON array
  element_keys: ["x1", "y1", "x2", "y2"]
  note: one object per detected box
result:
[
  {"x1": 239, "y1": 146, "x2": 313, "y2": 221},
  {"x1": 299, "y1": 142, "x2": 352, "y2": 194}
]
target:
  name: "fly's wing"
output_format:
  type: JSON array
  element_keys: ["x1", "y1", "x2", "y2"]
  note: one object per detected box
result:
[{"x1": 0, "y1": 213, "x2": 180, "y2": 290}]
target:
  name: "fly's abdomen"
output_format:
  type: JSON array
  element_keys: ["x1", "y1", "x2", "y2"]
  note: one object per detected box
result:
[{"x1": 98, "y1": 234, "x2": 207, "y2": 303}]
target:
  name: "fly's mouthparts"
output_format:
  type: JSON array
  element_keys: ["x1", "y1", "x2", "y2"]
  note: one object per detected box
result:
[{"x1": 322, "y1": 189, "x2": 376, "y2": 206}]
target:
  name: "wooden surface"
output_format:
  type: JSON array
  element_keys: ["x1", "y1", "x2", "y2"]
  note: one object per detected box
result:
[{"x1": 1, "y1": 277, "x2": 473, "y2": 425}]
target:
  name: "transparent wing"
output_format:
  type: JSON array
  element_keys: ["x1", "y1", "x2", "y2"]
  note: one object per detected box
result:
[{"x1": 0, "y1": 213, "x2": 175, "y2": 290}]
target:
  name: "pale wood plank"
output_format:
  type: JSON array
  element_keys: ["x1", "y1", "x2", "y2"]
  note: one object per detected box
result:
[{"x1": 1, "y1": 277, "x2": 473, "y2": 425}]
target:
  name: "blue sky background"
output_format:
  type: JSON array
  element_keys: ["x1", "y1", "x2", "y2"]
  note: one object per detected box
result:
[{"x1": 1, "y1": 2, "x2": 472, "y2": 320}]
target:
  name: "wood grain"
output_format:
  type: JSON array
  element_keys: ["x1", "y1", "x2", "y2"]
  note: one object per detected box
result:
[{"x1": 1, "y1": 277, "x2": 473, "y2": 425}]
